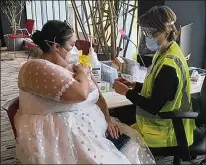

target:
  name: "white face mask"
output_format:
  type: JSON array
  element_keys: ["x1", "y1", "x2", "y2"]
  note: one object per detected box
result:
[
  {"x1": 65, "y1": 46, "x2": 79, "y2": 64},
  {"x1": 44, "y1": 40, "x2": 79, "y2": 64}
]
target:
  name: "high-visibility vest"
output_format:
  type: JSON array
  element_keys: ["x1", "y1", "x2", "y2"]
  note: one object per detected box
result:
[{"x1": 132, "y1": 42, "x2": 196, "y2": 147}]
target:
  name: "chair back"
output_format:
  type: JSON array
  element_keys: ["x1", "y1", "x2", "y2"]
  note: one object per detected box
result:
[
  {"x1": 2, "y1": 97, "x2": 19, "y2": 139},
  {"x1": 25, "y1": 19, "x2": 35, "y2": 34}
]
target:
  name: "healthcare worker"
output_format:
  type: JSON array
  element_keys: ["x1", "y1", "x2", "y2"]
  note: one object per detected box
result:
[{"x1": 114, "y1": 5, "x2": 196, "y2": 148}]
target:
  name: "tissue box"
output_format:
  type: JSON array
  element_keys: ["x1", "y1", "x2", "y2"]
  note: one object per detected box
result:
[
  {"x1": 97, "y1": 81, "x2": 111, "y2": 93},
  {"x1": 101, "y1": 62, "x2": 118, "y2": 84},
  {"x1": 112, "y1": 57, "x2": 126, "y2": 73}
]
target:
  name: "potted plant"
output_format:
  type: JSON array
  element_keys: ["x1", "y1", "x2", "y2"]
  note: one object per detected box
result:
[
  {"x1": 1, "y1": 0, "x2": 30, "y2": 51},
  {"x1": 71, "y1": 0, "x2": 138, "y2": 61}
]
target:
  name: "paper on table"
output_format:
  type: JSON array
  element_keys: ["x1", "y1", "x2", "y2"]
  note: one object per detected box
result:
[
  {"x1": 131, "y1": 63, "x2": 147, "y2": 83},
  {"x1": 102, "y1": 91, "x2": 133, "y2": 109},
  {"x1": 121, "y1": 57, "x2": 136, "y2": 75},
  {"x1": 121, "y1": 57, "x2": 147, "y2": 83}
]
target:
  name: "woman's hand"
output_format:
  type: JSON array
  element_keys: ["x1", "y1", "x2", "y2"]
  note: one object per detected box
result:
[
  {"x1": 115, "y1": 78, "x2": 136, "y2": 89},
  {"x1": 73, "y1": 64, "x2": 91, "y2": 75},
  {"x1": 113, "y1": 81, "x2": 129, "y2": 96},
  {"x1": 106, "y1": 116, "x2": 120, "y2": 139}
]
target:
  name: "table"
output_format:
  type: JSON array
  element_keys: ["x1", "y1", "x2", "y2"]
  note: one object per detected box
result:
[
  {"x1": 102, "y1": 91, "x2": 133, "y2": 109},
  {"x1": 103, "y1": 75, "x2": 205, "y2": 109}
]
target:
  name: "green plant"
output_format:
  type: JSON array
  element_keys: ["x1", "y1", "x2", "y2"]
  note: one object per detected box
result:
[
  {"x1": 1, "y1": 0, "x2": 30, "y2": 35},
  {"x1": 71, "y1": 0, "x2": 138, "y2": 60}
]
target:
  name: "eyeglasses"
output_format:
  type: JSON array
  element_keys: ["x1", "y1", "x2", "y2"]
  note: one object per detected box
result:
[
  {"x1": 141, "y1": 27, "x2": 157, "y2": 39},
  {"x1": 60, "y1": 21, "x2": 73, "y2": 34},
  {"x1": 54, "y1": 21, "x2": 74, "y2": 42}
]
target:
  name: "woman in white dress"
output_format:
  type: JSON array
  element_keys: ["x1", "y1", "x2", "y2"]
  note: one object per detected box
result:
[{"x1": 14, "y1": 20, "x2": 155, "y2": 164}]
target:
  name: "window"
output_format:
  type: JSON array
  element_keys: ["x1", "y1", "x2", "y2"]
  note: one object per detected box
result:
[
  {"x1": 26, "y1": 0, "x2": 73, "y2": 30},
  {"x1": 26, "y1": 1, "x2": 138, "y2": 59}
]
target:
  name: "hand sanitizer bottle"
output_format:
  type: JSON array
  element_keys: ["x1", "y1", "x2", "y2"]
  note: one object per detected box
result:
[{"x1": 88, "y1": 36, "x2": 101, "y2": 83}]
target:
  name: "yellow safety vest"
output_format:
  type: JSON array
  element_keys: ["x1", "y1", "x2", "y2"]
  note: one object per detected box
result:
[{"x1": 132, "y1": 42, "x2": 196, "y2": 147}]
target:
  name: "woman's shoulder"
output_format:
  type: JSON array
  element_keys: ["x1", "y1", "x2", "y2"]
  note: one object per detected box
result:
[
  {"x1": 19, "y1": 59, "x2": 73, "y2": 79},
  {"x1": 21, "y1": 59, "x2": 51, "y2": 67},
  {"x1": 19, "y1": 59, "x2": 57, "y2": 81},
  {"x1": 20, "y1": 59, "x2": 62, "y2": 72}
]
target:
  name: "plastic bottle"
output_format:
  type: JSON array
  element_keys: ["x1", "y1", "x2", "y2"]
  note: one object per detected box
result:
[{"x1": 88, "y1": 36, "x2": 101, "y2": 83}]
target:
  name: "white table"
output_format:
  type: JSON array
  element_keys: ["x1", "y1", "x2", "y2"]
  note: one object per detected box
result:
[
  {"x1": 103, "y1": 75, "x2": 205, "y2": 109},
  {"x1": 102, "y1": 91, "x2": 133, "y2": 109}
]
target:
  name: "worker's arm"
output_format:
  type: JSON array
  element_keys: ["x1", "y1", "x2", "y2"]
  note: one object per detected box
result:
[
  {"x1": 126, "y1": 65, "x2": 179, "y2": 115},
  {"x1": 133, "y1": 82, "x2": 143, "y2": 93},
  {"x1": 115, "y1": 77, "x2": 143, "y2": 93}
]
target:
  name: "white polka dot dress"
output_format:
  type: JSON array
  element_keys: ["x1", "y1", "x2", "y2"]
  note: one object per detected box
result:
[{"x1": 15, "y1": 59, "x2": 155, "y2": 164}]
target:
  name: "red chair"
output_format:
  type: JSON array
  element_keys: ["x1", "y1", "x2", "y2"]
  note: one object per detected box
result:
[
  {"x1": 25, "y1": 40, "x2": 38, "y2": 60},
  {"x1": 25, "y1": 19, "x2": 35, "y2": 35},
  {"x1": 7, "y1": 19, "x2": 35, "y2": 58},
  {"x1": 9, "y1": 19, "x2": 35, "y2": 39},
  {"x1": 2, "y1": 97, "x2": 19, "y2": 139}
]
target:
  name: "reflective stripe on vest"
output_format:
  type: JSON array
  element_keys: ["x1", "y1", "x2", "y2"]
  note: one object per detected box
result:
[{"x1": 167, "y1": 55, "x2": 192, "y2": 113}]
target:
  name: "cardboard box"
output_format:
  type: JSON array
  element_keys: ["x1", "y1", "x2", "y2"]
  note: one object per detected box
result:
[{"x1": 112, "y1": 57, "x2": 126, "y2": 73}]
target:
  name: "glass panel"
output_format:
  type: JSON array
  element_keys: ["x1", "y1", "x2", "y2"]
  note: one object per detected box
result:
[
  {"x1": 59, "y1": 1, "x2": 66, "y2": 22},
  {"x1": 41, "y1": 1, "x2": 48, "y2": 26},
  {"x1": 35, "y1": 1, "x2": 43, "y2": 30},
  {"x1": 26, "y1": 2, "x2": 32, "y2": 19},
  {"x1": 53, "y1": 0, "x2": 60, "y2": 20},
  {"x1": 46, "y1": 1, "x2": 54, "y2": 21},
  {"x1": 31, "y1": 0, "x2": 37, "y2": 30}
]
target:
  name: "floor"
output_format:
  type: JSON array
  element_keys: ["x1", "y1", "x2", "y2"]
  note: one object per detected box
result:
[
  {"x1": 1, "y1": 49, "x2": 28, "y2": 164},
  {"x1": 0, "y1": 49, "x2": 205, "y2": 164}
]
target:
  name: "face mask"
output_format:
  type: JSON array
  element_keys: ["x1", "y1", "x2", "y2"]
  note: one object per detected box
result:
[
  {"x1": 65, "y1": 46, "x2": 79, "y2": 64},
  {"x1": 145, "y1": 37, "x2": 159, "y2": 52},
  {"x1": 44, "y1": 40, "x2": 79, "y2": 64}
]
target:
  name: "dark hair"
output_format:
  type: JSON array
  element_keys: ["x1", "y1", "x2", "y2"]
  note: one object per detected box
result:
[
  {"x1": 139, "y1": 6, "x2": 178, "y2": 42},
  {"x1": 31, "y1": 20, "x2": 74, "y2": 53}
]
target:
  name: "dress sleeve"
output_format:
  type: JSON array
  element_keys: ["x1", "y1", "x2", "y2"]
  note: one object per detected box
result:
[{"x1": 18, "y1": 59, "x2": 76, "y2": 101}]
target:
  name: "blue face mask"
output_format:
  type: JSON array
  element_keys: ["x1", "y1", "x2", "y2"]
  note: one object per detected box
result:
[{"x1": 145, "y1": 36, "x2": 159, "y2": 52}]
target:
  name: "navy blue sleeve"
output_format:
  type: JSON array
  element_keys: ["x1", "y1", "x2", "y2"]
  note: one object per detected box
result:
[{"x1": 133, "y1": 82, "x2": 143, "y2": 93}]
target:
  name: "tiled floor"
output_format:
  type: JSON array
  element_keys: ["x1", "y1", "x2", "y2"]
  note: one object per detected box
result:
[{"x1": 1, "y1": 49, "x2": 28, "y2": 164}]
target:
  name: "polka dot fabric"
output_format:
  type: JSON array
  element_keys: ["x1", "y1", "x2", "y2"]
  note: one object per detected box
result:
[
  {"x1": 15, "y1": 59, "x2": 155, "y2": 164},
  {"x1": 18, "y1": 59, "x2": 75, "y2": 101}
]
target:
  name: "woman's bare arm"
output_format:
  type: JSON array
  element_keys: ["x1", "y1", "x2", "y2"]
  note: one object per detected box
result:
[{"x1": 91, "y1": 74, "x2": 111, "y2": 122}]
